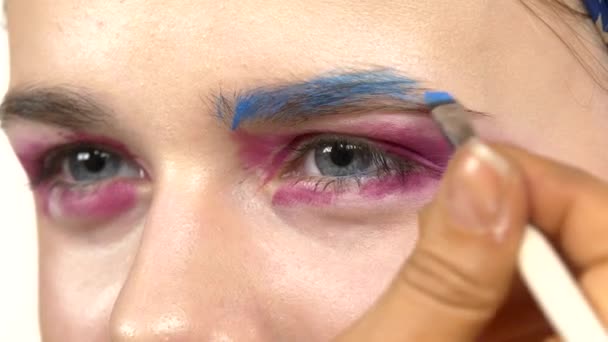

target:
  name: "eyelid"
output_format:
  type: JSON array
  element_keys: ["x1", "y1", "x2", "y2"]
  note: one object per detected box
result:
[
  {"x1": 269, "y1": 134, "x2": 443, "y2": 206},
  {"x1": 362, "y1": 138, "x2": 446, "y2": 173},
  {"x1": 281, "y1": 135, "x2": 396, "y2": 177},
  {"x1": 274, "y1": 133, "x2": 444, "y2": 181},
  {"x1": 33, "y1": 142, "x2": 143, "y2": 187}
]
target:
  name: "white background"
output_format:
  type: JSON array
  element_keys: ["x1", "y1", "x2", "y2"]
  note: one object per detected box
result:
[{"x1": 0, "y1": 6, "x2": 42, "y2": 340}]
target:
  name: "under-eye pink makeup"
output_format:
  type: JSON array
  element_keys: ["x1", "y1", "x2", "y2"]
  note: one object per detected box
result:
[
  {"x1": 233, "y1": 113, "x2": 453, "y2": 207},
  {"x1": 46, "y1": 180, "x2": 139, "y2": 220},
  {"x1": 270, "y1": 173, "x2": 438, "y2": 206}
]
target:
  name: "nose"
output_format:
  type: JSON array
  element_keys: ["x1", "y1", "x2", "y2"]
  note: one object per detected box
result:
[{"x1": 109, "y1": 176, "x2": 271, "y2": 341}]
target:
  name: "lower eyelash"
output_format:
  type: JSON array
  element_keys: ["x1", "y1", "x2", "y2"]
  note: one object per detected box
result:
[
  {"x1": 43, "y1": 178, "x2": 139, "y2": 219},
  {"x1": 283, "y1": 135, "x2": 414, "y2": 173},
  {"x1": 271, "y1": 168, "x2": 437, "y2": 207},
  {"x1": 286, "y1": 165, "x2": 420, "y2": 194}
]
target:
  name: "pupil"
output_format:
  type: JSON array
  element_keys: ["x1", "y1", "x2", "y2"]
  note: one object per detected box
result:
[
  {"x1": 79, "y1": 149, "x2": 108, "y2": 173},
  {"x1": 329, "y1": 142, "x2": 355, "y2": 167}
]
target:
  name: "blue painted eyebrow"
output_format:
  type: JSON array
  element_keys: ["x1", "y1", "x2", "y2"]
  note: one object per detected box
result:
[{"x1": 221, "y1": 69, "x2": 427, "y2": 129}]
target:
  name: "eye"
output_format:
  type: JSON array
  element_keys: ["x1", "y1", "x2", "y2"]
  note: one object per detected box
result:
[
  {"x1": 287, "y1": 135, "x2": 416, "y2": 182},
  {"x1": 42, "y1": 145, "x2": 143, "y2": 185},
  {"x1": 304, "y1": 140, "x2": 375, "y2": 177},
  {"x1": 269, "y1": 134, "x2": 441, "y2": 205},
  {"x1": 66, "y1": 148, "x2": 120, "y2": 181}
]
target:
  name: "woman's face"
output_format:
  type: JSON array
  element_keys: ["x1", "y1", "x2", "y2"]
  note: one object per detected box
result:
[{"x1": 3, "y1": 0, "x2": 608, "y2": 340}]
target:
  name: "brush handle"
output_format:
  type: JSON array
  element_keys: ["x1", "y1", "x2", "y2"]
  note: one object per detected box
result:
[
  {"x1": 518, "y1": 225, "x2": 608, "y2": 341},
  {"x1": 426, "y1": 96, "x2": 608, "y2": 340}
]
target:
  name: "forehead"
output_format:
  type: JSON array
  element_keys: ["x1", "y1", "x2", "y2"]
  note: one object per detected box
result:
[
  {"x1": 5, "y1": 0, "x2": 488, "y2": 86},
  {"x1": 6, "y1": 0, "x2": 576, "y2": 140}
]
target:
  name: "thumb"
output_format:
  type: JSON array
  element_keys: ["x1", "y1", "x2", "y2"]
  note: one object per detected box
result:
[{"x1": 337, "y1": 140, "x2": 529, "y2": 342}]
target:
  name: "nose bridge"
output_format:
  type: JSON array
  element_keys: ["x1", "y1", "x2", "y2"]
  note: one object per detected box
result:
[{"x1": 109, "y1": 172, "x2": 268, "y2": 341}]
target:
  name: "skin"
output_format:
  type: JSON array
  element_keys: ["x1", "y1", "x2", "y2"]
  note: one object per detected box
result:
[
  {"x1": 338, "y1": 141, "x2": 608, "y2": 341},
  {"x1": 2, "y1": 0, "x2": 608, "y2": 341}
]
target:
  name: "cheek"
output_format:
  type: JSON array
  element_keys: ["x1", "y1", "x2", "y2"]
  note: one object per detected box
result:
[
  {"x1": 38, "y1": 212, "x2": 143, "y2": 341},
  {"x1": 39, "y1": 276, "x2": 117, "y2": 342},
  {"x1": 38, "y1": 239, "x2": 130, "y2": 341},
  {"x1": 256, "y1": 213, "x2": 420, "y2": 339},
  {"x1": 41, "y1": 180, "x2": 138, "y2": 220}
]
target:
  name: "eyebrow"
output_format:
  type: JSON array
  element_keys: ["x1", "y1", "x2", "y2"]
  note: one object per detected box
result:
[
  {"x1": 0, "y1": 86, "x2": 114, "y2": 129},
  {"x1": 217, "y1": 69, "x2": 431, "y2": 129},
  {"x1": 0, "y1": 69, "x2": 448, "y2": 131}
]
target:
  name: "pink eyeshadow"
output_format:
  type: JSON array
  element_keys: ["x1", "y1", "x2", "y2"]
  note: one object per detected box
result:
[
  {"x1": 233, "y1": 116, "x2": 453, "y2": 179},
  {"x1": 14, "y1": 141, "x2": 52, "y2": 182},
  {"x1": 234, "y1": 131, "x2": 312, "y2": 183},
  {"x1": 11, "y1": 131, "x2": 138, "y2": 185},
  {"x1": 234, "y1": 114, "x2": 452, "y2": 207},
  {"x1": 272, "y1": 186, "x2": 335, "y2": 206},
  {"x1": 232, "y1": 132, "x2": 292, "y2": 169},
  {"x1": 341, "y1": 120, "x2": 453, "y2": 169},
  {"x1": 48, "y1": 180, "x2": 137, "y2": 219},
  {"x1": 359, "y1": 173, "x2": 437, "y2": 199},
  {"x1": 272, "y1": 173, "x2": 440, "y2": 207}
]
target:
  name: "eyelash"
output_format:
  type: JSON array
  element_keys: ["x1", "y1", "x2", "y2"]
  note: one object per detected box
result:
[
  {"x1": 30, "y1": 135, "x2": 436, "y2": 196},
  {"x1": 278, "y1": 134, "x2": 429, "y2": 193},
  {"x1": 30, "y1": 142, "x2": 135, "y2": 187}
]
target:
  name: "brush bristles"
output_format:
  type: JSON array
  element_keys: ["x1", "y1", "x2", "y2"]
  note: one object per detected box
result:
[{"x1": 430, "y1": 103, "x2": 475, "y2": 147}]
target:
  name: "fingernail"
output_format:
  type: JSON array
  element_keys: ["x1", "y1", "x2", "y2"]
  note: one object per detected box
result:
[{"x1": 443, "y1": 139, "x2": 511, "y2": 238}]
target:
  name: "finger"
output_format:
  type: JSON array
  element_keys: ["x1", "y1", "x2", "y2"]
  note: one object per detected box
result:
[
  {"x1": 493, "y1": 144, "x2": 608, "y2": 324},
  {"x1": 493, "y1": 144, "x2": 608, "y2": 269},
  {"x1": 336, "y1": 140, "x2": 528, "y2": 342},
  {"x1": 543, "y1": 336, "x2": 561, "y2": 342}
]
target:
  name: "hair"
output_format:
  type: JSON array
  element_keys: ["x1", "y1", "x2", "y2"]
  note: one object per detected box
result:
[{"x1": 521, "y1": 0, "x2": 608, "y2": 91}]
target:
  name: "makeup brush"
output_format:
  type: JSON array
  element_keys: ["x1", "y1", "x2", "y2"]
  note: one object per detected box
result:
[{"x1": 424, "y1": 91, "x2": 608, "y2": 342}]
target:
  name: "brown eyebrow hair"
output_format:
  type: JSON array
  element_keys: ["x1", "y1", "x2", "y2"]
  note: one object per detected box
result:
[
  {"x1": 0, "y1": 85, "x2": 114, "y2": 129},
  {"x1": 0, "y1": 70, "x2": 487, "y2": 133}
]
